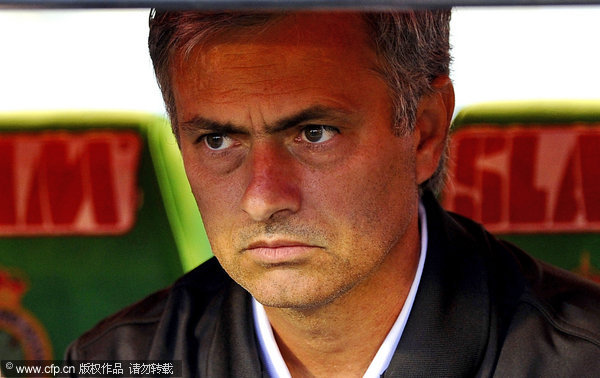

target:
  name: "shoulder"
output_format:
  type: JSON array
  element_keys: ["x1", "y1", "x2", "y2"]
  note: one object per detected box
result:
[
  {"x1": 424, "y1": 195, "x2": 600, "y2": 366},
  {"x1": 491, "y1": 242, "x2": 600, "y2": 373},
  {"x1": 433, "y1": 199, "x2": 600, "y2": 368},
  {"x1": 435, "y1": 204, "x2": 600, "y2": 372},
  {"x1": 426, "y1": 191, "x2": 600, "y2": 338},
  {"x1": 507, "y1": 242, "x2": 600, "y2": 343},
  {"x1": 66, "y1": 257, "x2": 231, "y2": 360},
  {"x1": 500, "y1": 240, "x2": 600, "y2": 352},
  {"x1": 451, "y1": 209, "x2": 600, "y2": 339}
]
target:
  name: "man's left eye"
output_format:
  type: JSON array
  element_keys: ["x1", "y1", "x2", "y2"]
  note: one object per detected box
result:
[{"x1": 299, "y1": 125, "x2": 338, "y2": 144}]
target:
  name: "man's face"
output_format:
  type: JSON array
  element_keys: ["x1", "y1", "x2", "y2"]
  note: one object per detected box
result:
[{"x1": 171, "y1": 13, "x2": 424, "y2": 309}]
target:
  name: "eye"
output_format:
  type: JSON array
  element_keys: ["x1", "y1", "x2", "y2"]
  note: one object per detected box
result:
[
  {"x1": 299, "y1": 125, "x2": 338, "y2": 144},
  {"x1": 202, "y1": 134, "x2": 235, "y2": 151}
]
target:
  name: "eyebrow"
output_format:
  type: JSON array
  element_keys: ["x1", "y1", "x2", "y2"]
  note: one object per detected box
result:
[{"x1": 179, "y1": 105, "x2": 352, "y2": 136}]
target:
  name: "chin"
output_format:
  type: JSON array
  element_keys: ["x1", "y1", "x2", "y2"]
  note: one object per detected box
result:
[{"x1": 247, "y1": 276, "x2": 354, "y2": 311}]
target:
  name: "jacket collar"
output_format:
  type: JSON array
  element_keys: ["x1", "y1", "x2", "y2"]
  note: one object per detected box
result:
[{"x1": 384, "y1": 191, "x2": 493, "y2": 376}]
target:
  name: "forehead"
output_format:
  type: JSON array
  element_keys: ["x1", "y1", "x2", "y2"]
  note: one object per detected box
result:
[
  {"x1": 170, "y1": 13, "x2": 383, "y2": 102},
  {"x1": 173, "y1": 13, "x2": 379, "y2": 77},
  {"x1": 175, "y1": 12, "x2": 373, "y2": 56}
]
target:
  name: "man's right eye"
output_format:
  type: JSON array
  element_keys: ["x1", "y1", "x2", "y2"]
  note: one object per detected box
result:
[{"x1": 202, "y1": 134, "x2": 234, "y2": 151}]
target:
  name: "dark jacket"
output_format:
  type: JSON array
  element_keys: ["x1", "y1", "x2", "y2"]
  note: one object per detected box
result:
[{"x1": 66, "y1": 192, "x2": 600, "y2": 377}]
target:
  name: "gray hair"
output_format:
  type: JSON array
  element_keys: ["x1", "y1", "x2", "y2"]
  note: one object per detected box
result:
[{"x1": 148, "y1": 10, "x2": 451, "y2": 194}]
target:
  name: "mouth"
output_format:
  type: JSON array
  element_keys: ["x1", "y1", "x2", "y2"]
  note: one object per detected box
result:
[{"x1": 243, "y1": 239, "x2": 322, "y2": 265}]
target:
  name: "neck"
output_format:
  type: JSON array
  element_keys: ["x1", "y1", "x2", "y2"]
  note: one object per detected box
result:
[{"x1": 263, "y1": 218, "x2": 421, "y2": 377}]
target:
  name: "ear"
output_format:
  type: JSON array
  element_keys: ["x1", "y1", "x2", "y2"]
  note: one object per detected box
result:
[{"x1": 414, "y1": 75, "x2": 455, "y2": 185}]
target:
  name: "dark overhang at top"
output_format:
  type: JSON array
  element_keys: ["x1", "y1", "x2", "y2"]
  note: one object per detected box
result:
[{"x1": 2, "y1": 0, "x2": 600, "y2": 9}]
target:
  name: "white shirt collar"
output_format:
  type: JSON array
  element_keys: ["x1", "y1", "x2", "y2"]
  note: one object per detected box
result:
[{"x1": 252, "y1": 201, "x2": 428, "y2": 378}]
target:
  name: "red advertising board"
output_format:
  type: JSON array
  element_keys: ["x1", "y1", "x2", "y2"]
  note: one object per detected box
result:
[
  {"x1": 443, "y1": 125, "x2": 600, "y2": 233},
  {"x1": 0, "y1": 131, "x2": 141, "y2": 235}
]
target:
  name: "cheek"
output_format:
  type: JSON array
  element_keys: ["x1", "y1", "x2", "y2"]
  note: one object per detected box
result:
[
  {"x1": 308, "y1": 145, "x2": 418, "y2": 245},
  {"x1": 183, "y1": 146, "x2": 239, "y2": 202},
  {"x1": 181, "y1": 152, "x2": 242, "y2": 243}
]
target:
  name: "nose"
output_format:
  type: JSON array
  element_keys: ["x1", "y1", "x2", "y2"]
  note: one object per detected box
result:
[{"x1": 240, "y1": 141, "x2": 301, "y2": 222}]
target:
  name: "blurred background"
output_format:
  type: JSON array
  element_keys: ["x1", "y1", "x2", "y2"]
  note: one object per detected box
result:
[{"x1": 1, "y1": 7, "x2": 600, "y2": 115}]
